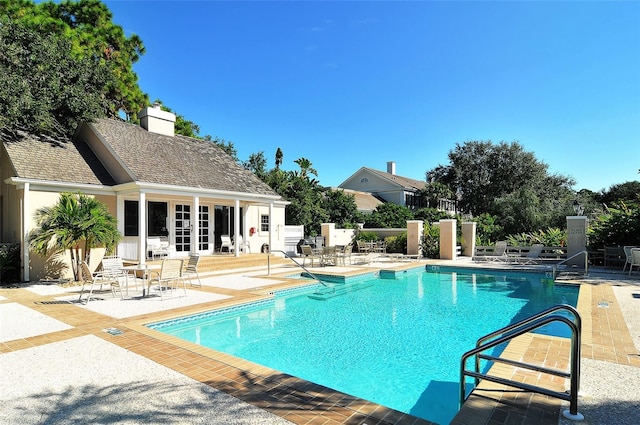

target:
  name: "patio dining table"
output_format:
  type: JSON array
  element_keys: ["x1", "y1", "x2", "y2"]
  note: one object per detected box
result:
[{"x1": 121, "y1": 264, "x2": 161, "y2": 297}]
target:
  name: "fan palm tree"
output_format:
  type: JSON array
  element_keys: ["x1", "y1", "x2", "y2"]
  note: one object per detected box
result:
[{"x1": 29, "y1": 192, "x2": 121, "y2": 281}]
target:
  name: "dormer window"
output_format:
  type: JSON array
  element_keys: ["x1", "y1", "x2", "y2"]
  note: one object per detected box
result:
[{"x1": 360, "y1": 177, "x2": 368, "y2": 183}]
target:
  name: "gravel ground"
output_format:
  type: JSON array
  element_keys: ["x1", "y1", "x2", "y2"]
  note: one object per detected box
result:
[
  {"x1": 559, "y1": 280, "x2": 640, "y2": 425},
  {"x1": 0, "y1": 335, "x2": 292, "y2": 425}
]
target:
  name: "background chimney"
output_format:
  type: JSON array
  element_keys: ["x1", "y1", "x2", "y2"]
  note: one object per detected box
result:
[
  {"x1": 138, "y1": 103, "x2": 176, "y2": 136},
  {"x1": 387, "y1": 161, "x2": 396, "y2": 175}
]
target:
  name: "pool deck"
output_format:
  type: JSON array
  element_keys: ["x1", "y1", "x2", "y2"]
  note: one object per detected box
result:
[{"x1": 1, "y1": 256, "x2": 639, "y2": 424}]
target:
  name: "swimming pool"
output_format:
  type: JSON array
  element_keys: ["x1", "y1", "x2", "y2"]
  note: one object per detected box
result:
[{"x1": 149, "y1": 267, "x2": 579, "y2": 424}]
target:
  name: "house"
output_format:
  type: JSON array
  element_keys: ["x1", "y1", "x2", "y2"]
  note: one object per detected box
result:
[
  {"x1": 339, "y1": 161, "x2": 427, "y2": 209},
  {"x1": 327, "y1": 187, "x2": 384, "y2": 214},
  {"x1": 1, "y1": 104, "x2": 288, "y2": 282},
  {"x1": 338, "y1": 161, "x2": 457, "y2": 214}
]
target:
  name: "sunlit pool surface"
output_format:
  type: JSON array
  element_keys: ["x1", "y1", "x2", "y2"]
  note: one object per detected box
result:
[{"x1": 149, "y1": 267, "x2": 579, "y2": 424}]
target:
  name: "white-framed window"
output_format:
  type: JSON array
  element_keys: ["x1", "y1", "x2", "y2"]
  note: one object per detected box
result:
[{"x1": 260, "y1": 214, "x2": 270, "y2": 232}]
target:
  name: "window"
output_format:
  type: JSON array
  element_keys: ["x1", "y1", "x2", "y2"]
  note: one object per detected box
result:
[
  {"x1": 260, "y1": 214, "x2": 270, "y2": 232},
  {"x1": 360, "y1": 177, "x2": 368, "y2": 183},
  {"x1": 148, "y1": 201, "x2": 168, "y2": 236},
  {"x1": 124, "y1": 200, "x2": 138, "y2": 236}
]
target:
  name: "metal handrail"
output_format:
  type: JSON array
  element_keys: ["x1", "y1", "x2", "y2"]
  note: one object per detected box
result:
[
  {"x1": 553, "y1": 250, "x2": 589, "y2": 278},
  {"x1": 460, "y1": 304, "x2": 583, "y2": 421},
  {"x1": 267, "y1": 249, "x2": 332, "y2": 288}
]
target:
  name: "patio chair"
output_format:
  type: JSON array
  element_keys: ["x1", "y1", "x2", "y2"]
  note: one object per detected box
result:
[
  {"x1": 301, "y1": 244, "x2": 321, "y2": 267},
  {"x1": 220, "y1": 235, "x2": 233, "y2": 252},
  {"x1": 147, "y1": 258, "x2": 186, "y2": 300},
  {"x1": 321, "y1": 245, "x2": 337, "y2": 266},
  {"x1": 604, "y1": 246, "x2": 625, "y2": 268},
  {"x1": 77, "y1": 262, "x2": 121, "y2": 304},
  {"x1": 100, "y1": 255, "x2": 136, "y2": 294},
  {"x1": 335, "y1": 244, "x2": 353, "y2": 266},
  {"x1": 629, "y1": 248, "x2": 640, "y2": 276},
  {"x1": 183, "y1": 254, "x2": 202, "y2": 287},
  {"x1": 356, "y1": 240, "x2": 370, "y2": 254},
  {"x1": 622, "y1": 246, "x2": 636, "y2": 272},
  {"x1": 147, "y1": 237, "x2": 169, "y2": 260}
]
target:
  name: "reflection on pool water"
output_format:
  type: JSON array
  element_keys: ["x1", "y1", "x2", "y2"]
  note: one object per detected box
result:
[{"x1": 149, "y1": 267, "x2": 579, "y2": 424}]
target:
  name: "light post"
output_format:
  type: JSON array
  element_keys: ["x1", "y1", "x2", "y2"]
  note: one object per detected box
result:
[{"x1": 572, "y1": 200, "x2": 584, "y2": 216}]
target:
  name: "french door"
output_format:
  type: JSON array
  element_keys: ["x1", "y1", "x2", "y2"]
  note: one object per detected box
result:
[
  {"x1": 198, "y1": 205, "x2": 212, "y2": 254},
  {"x1": 174, "y1": 204, "x2": 191, "y2": 253}
]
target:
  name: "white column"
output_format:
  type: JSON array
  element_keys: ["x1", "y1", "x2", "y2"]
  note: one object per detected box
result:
[
  {"x1": 234, "y1": 199, "x2": 240, "y2": 257},
  {"x1": 461, "y1": 222, "x2": 477, "y2": 257},
  {"x1": 22, "y1": 182, "x2": 30, "y2": 282},
  {"x1": 567, "y1": 216, "x2": 588, "y2": 266},
  {"x1": 439, "y1": 219, "x2": 457, "y2": 260},
  {"x1": 269, "y1": 201, "x2": 274, "y2": 253},
  {"x1": 116, "y1": 194, "x2": 124, "y2": 256},
  {"x1": 193, "y1": 195, "x2": 200, "y2": 254},
  {"x1": 407, "y1": 220, "x2": 424, "y2": 257},
  {"x1": 138, "y1": 192, "x2": 146, "y2": 264}
]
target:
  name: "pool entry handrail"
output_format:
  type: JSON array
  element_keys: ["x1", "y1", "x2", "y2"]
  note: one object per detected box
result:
[
  {"x1": 459, "y1": 304, "x2": 584, "y2": 422},
  {"x1": 268, "y1": 250, "x2": 332, "y2": 289},
  {"x1": 552, "y1": 250, "x2": 589, "y2": 279}
]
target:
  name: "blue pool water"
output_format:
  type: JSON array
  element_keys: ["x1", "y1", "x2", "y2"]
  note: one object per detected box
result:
[{"x1": 149, "y1": 267, "x2": 579, "y2": 425}]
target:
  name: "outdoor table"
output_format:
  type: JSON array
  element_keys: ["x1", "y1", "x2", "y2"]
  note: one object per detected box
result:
[{"x1": 121, "y1": 264, "x2": 161, "y2": 297}]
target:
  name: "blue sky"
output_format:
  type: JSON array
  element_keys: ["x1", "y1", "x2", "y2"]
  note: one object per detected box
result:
[{"x1": 105, "y1": 0, "x2": 639, "y2": 193}]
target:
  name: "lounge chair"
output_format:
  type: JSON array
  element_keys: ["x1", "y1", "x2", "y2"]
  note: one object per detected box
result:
[
  {"x1": 473, "y1": 241, "x2": 508, "y2": 262},
  {"x1": 147, "y1": 258, "x2": 186, "y2": 300},
  {"x1": 510, "y1": 244, "x2": 545, "y2": 265}
]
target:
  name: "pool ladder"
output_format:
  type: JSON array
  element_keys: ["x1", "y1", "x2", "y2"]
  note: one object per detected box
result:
[
  {"x1": 268, "y1": 250, "x2": 334, "y2": 290},
  {"x1": 552, "y1": 250, "x2": 589, "y2": 279},
  {"x1": 460, "y1": 304, "x2": 584, "y2": 421}
]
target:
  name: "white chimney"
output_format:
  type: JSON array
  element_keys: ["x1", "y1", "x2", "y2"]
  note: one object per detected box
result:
[
  {"x1": 138, "y1": 103, "x2": 176, "y2": 136},
  {"x1": 387, "y1": 161, "x2": 396, "y2": 175}
]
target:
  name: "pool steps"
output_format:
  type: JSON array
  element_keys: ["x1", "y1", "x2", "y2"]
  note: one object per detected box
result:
[{"x1": 307, "y1": 281, "x2": 375, "y2": 300}]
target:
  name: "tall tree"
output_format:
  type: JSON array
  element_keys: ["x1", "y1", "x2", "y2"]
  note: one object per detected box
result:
[
  {"x1": 29, "y1": 192, "x2": 121, "y2": 281},
  {"x1": 0, "y1": 18, "x2": 112, "y2": 137},
  {"x1": 427, "y1": 140, "x2": 575, "y2": 233},
  {"x1": 364, "y1": 203, "x2": 415, "y2": 228},
  {"x1": 207, "y1": 137, "x2": 239, "y2": 163},
  {"x1": 323, "y1": 190, "x2": 361, "y2": 228},
  {"x1": 275, "y1": 147, "x2": 283, "y2": 170},
  {"x1": 294, "y1": 157, "x2": 318, "y2": 178},
  {"x1": 1, "y1": 0, "x2": 148, "y2": 122},
  {"x1": 242, "y1": 151, "x2": 268, "y2": 180}
]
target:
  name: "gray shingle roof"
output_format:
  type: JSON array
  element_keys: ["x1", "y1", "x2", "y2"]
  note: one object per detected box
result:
[
  {"x1": 1, "y1": 129, "x2": 116, "y2": 186},
  {"x1": 363, "y1": 167, "x2": 426, "y2": 191},
  {"x1": 88, "y1": 119, "x2": 279, "y2": 197}
]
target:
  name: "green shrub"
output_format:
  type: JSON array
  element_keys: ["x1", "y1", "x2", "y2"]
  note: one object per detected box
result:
[
  {"x1": 504, "y1": 228, "x2": 567, "y2": 247},
  {"x1": 588, "y1": 202, "x2": 640, "y2": 248},
  {"x1": 421, "y1": 222, "x2": 440, "y2": 258},
  {"x1": 385, "y1": 233, "x2": 407, "y2": 254},
  {"x1": 0, "y1": 244, "x2": 20, "y2": 285},
  {"x1": 356, "y1": 231, "x2": 379, "y2": 242}
]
